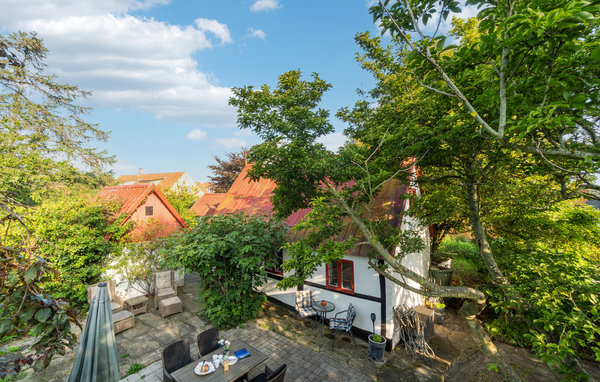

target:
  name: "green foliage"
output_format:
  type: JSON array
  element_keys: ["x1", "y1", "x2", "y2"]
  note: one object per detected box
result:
[
  {"x1": 163, "y1": 184, "x2": 201, "y2": 225},
  {"x1": 173, "y1": 212, "x2": 288, "y2": 328},
  {"x1": 27, "y1": 196, "x2": 128, "y2": 308},
  {"x1": 229, "y1": 70, "x2": 337, "y2": 217},
  {"x1": 485, "y1": 201, "x2": 600, "y2": 378},
  {"x1": 0, "y1": 253, "x2": 79, "y2": 375},
  {"x1": 125, "y1": 363, "x2": 145, "y2": 376},
  {"x1": 371, "y1": 334, "x2": 384, "y2": 343},
  {"x1": 109, "y1": 238, "x2": 174, "y2": 296},
  {"x1": 0, "y1": 31, "x2": 113, "y2": 375}
]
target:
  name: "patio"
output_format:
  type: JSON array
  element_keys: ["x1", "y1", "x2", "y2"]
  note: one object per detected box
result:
[{"x1": 15, "y1": 272, "x2": 587, "y2": 382}]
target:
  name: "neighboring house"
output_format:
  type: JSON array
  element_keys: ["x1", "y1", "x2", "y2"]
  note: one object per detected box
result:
[
  {"x1": 98, "y1": 184, "x2": 186, "y2": 240},
  {"x1": 116, "y1": 170, "x2": 203, "y2": 195},
  {"x1": 191, "y1": 164, "x2": 430, "y2": 350}
]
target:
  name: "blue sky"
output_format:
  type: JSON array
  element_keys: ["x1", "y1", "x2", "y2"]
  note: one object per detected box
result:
[{"x1": 0, "y1": 0, "x2": 384, "y2": 182}]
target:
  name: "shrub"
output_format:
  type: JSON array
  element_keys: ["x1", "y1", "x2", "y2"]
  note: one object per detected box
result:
[
  {"x1": 486, "y1": 201, "x2": 600, "y2": 380},
  {"x1": 29, "y1": 196, "x2": 128, "y2": 308},
  {"x1": 173, "y1": 212, "x2": 288, "y2": 328}
]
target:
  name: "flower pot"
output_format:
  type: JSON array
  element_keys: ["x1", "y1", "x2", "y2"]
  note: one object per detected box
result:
[
  {"x1": 433, "y1": 307, "x2": 445, "y2": 325},
  {"x1": 430, "y1": 266, "x2": 453, "y2": 286},
  {"x1": 368, "y1": 334, "x2": 387, "y2": 362}
]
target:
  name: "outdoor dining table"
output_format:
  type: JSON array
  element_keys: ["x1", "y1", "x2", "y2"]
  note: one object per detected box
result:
[
  {"x1": 313, "y1": 299, "x2": 335, "y2": 336},
  {"x1": 171, "y1": 339, "x2": 268, "y2": 382}
]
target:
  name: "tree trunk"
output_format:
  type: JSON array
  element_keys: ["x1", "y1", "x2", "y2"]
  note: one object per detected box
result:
[
  {"x1": 464, "y1": 167, "x2": 512, "y2": 292},
  {"x1": 459, "y1": 301, "x2": 523, "y2": 382}
]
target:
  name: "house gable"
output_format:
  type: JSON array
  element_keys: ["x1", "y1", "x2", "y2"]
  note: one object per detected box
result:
[{"x1": 98, "y1": 184, "x2": 185, "y2": 239}]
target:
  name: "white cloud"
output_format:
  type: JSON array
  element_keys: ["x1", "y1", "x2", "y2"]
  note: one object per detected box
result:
[
  {"x1": 234, "y1": 129, "x2": 253, "y2": 137},
  {"x1": 186, "y1": 129, "x2": 208, "y2": 140},
  {"x1": 195, "y1": 18, "x2": 232, "y2": 45},
  {"x1": 0, "y1": 0, "x2": 236, "y2": 127},
  {"x1": 247, "y1": 28, "x2": 266, "y2": 40},
  {"x1": 250, "y1": 0, "x2": 281, "y2": 12},
  {"x1": 316, "y1": 132, "x2": 347, "y2": 152},
  {"x1": 214, "y1": 137, "x2": 247, "y2": 149},
  {"x1": 112, "y1": 159, "x2": 140, "y2": 175}
]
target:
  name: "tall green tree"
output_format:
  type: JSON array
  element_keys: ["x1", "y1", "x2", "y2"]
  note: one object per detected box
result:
[{"x1": 1, "y1": 31, "x2": 113, "y2": 375}]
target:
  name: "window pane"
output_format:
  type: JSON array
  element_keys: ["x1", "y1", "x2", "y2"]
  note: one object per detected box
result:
[
  {"x1": 328, "y1": 264, "x2": 338, "y2": 287},
  {"x1": 341, "y1": 262, "x2": 352, "y2": 290},
  {"x1": 145, "y1": 206, "x2": 153, "y2": 216}
]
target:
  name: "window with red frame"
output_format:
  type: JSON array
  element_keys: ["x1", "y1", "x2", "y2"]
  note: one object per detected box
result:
[
  {"x1": 326, "y1": 260, "x2": 354, "y2": 293},
  {"x1": 266, "y1": 250, "x2": 283, "y2": 276}
]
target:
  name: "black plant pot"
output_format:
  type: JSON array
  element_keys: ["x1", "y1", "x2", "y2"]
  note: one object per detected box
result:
[{"x1": 368, "y1": 335, "x2": 387, "y2": 362}]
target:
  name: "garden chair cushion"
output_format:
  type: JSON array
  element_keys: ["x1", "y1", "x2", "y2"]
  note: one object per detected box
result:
[
  {"x1": 295, "y1": 290, "x2": 317, "y2": 318},
  {"x1": 157, "y1": 287, "x2": 177, "y2": 298},
  {"x1": 329, "y1": 303, "x2": 356, "y2": 331}
]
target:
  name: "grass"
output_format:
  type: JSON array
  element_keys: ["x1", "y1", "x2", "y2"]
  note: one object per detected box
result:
[
  {"x1": 437, "y1": 237, "x2": 488, "y2": 288},
  {"x1": 125, "y1": 363, "x2": 145, "y2": 377}
]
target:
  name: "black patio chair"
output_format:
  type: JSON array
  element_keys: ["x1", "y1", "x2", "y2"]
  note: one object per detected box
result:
[
  {"x1": 197, "y1": 327, "x2": 220, "y2": 357},
  {"x1": 248, "y1": 363, "x2": 287, "y2": 382},
  {"x1": 162, "y1": 339, "x2": 192, "y2": 382}
]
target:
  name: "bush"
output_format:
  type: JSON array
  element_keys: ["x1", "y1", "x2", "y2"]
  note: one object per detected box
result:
[
  {"x1": 173, "y1": 212, "x2": 288, "y2": 328},
  {"x1": 30, "y1": 196, "x2": 128, "y2": 308},
  {"x1": 486, "y1": 201, "x2": 600, "y2": 380},
  {"x1": 437, "y1": 237, "x2": 487, "y2": 287}
]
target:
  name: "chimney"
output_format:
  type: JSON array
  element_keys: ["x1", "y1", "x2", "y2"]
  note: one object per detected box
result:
[{"x1": 137, "y1": 168, "x2": 143, "y2": 177}]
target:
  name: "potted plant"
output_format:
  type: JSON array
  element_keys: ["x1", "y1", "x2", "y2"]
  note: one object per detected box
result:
[
  {"x1": 433, "y1": 302, "x2": 446, "y2": 325},
  {"x1": 368, "y1": 334, "x2": 387, "y2": 362}
]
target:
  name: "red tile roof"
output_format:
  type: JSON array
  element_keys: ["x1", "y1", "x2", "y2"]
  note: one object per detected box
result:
[
  {"x1": 189, "y1": 193, "x2": 227, "y2": 216},
  {"x1": 115, "y1": 172, "x2": 186, "y2": 191},
  {"x1": 98, "y1": 184, "x2": 185, "y2": 227},
  {"x1": 192, "y1": 164, "x2": 410, "y2": 257}
]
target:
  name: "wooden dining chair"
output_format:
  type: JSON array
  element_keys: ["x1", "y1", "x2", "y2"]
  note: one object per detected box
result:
[
  {"x1": 197, "y1": 327, "x2": 220, "y2": 356},
  {"x1": 162, "y1": 339, "x2": 192, "y2": 382}
]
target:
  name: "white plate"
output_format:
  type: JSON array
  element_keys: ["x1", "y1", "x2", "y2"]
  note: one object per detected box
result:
[
  {"x1": 194, "y1": 361, "x2": 215, "y2": 375},
  {"x1": 227, "y1": 356, "x2": 237, "y2": 365}
]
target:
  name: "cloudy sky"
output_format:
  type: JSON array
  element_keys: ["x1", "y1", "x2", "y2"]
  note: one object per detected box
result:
[{"x1": 0, "y1": 0, "x2": 475, "y2": 182}]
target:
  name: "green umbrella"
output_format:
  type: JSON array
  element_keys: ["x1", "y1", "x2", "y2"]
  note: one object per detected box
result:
[{"x1": 68, "y1": 282, "x2": 119, "y2": 382}]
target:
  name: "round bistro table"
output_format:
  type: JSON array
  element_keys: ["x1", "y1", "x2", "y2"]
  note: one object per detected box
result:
[{"x1": 313, "y1": 300, "x2": 335, "y2": 336}]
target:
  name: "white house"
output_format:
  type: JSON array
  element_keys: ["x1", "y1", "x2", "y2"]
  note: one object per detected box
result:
[{"x1": 191, "y1": 164, "x2": 430, "y2": 349}]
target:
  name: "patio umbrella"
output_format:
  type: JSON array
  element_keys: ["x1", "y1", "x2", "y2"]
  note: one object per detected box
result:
[{"x1": 68, "y1": 282, "x2": 119, "y2": 382}]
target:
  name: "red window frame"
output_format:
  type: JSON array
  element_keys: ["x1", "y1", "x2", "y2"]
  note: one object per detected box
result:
[
  {"x1": 326, "y1": 260, "x2": 354, "y2": 293},
  {"x1": 266, "y1": 250, "x2": 283, "y2": 276}
]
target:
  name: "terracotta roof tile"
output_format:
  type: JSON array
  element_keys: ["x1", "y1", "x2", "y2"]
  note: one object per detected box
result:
[
  {"x1": 193, "y1": 164, "x2": 410, "y2": 257},
  {"x1": 115, "y1": 172, "x2": 186, "y2": 191},
  {"x1": 189, "y1": 193, "x2": 227, "y2": 216},
  {"x1": 98, "y1": 184, "x2": 185, "y2": 227}
]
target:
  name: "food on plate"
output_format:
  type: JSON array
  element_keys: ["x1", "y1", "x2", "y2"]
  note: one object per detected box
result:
[{"x1": 202, "y1": 363, "x2": 210, "y2": 373}]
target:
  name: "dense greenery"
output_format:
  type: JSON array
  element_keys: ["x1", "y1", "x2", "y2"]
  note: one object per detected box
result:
[
  {"x1": 29, "y1": 196, "x2": 128, "y2": 307},
  {"x1": 164, "y1": 184, "x2": 201, "y2": 225},
  {"x1": 1, "y1": 31, "x2": 113, "y2": 375},
  {"x1": 487, "y1": 201, "x2": 600, "y2": 378},
  {"x1": 172, "y1": 213, "x2": 287, "y2": 328}
]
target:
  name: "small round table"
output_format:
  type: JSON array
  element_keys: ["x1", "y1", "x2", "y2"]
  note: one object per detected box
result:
[{"x1": 313, "y1": 300, "x2": 335, "y2": 336}]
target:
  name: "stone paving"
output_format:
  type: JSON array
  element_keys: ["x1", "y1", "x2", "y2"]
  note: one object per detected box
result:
[{"x1": 13, "y1": 273, "x2": 599, "y2": 381}]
